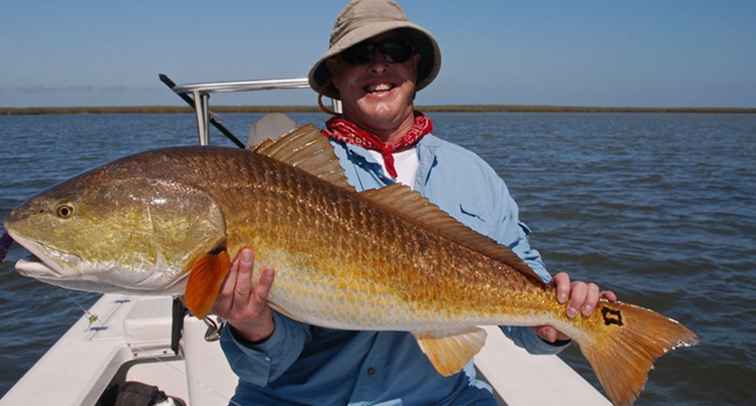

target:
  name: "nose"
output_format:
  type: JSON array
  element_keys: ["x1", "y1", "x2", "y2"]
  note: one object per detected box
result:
[{"x1": 368, "y1": 49, "x2": 389, "y2": 73}]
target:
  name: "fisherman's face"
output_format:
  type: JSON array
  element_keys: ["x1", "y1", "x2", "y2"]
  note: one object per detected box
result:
[{"x1": 328, "y1": 32, "x2": 420, "y2": 138}]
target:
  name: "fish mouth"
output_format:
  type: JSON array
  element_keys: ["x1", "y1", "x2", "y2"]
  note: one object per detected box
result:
[
  {"x1": 6, "y1": 229, "x2": 70, "y2": 278},
  {"x1": 15, "y1": 257, "x2": 61, "y2": 278},
  {"x1": 6, "y1": 228, "x2": 187, "y2": 294}
]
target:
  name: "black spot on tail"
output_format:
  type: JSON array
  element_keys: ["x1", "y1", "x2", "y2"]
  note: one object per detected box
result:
[{"x1": 601, "y1": 306, "x2": 624, "y2": 326}]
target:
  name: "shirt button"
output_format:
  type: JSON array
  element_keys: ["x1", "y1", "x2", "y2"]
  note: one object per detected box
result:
[{"x1": 367, "y1": 367, "x2": 376, "y2": 376}]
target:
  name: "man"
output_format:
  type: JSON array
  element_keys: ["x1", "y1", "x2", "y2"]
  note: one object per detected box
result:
[{"x1": 215, "y1": 0, "x2": 616, "y2": 404}]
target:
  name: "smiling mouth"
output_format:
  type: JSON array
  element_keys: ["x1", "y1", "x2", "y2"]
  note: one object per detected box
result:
[{"x1": 364, "y1": 82, "x2": 396, "y2": 94}]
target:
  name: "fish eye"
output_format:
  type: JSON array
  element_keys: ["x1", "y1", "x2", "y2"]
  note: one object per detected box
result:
[{"x1": 56, "y1": 204, "x2": 75, "y2": 219}]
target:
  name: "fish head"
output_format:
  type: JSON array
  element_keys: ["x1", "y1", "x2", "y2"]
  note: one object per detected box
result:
[{"x1": 4, "y1": 161, "x2": 226, "y2": 295}]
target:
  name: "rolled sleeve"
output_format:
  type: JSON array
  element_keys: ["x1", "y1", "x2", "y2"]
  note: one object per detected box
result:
[{"x1": 220, "y1": 312, "x2": 310, "y2": 386}]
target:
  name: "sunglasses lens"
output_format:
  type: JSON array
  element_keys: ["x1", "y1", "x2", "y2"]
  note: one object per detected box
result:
[
  {"x1": 341, "y1": 40, "x2": 414, "y2": 65},
  {"x1": 342, "y1": 43, "x2": 373, "y2": 65},
  {"x1": 380, "y1": 41, "x2": 413, "y2": 63}
]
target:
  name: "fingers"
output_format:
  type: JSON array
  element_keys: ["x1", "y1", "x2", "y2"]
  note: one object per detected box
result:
[
  {"x1": 223, "y1": 256, "x2": 241, "y2": 298},
  {"x1": 536, "y1": 326, "x2": 557, "y2": 343},
  {"x1": 601, "y1": 290, "x2": 618, "y2": 302},
  {"x1": 234, "y1": 249, "x2": 254, "y2": 301},
  {"x1": 225, "y1": 248, "x2": 275, "y2": 321},
  {"x1": 582, "y1": 283, "x2": 600, "y2": 316},
  {"x1": 209, "y1": 247, "x2": 276, "y2": 342},
  {"x1": 213, "y1": 248, "x2": 264, "y2": 319},
  {"x1": 255, "y1": 267, "x2": 275, "y2": 302},
  {"x1": 534, "y1": 326, "x2": 569, "y2": 343},
  {"x1": 555, "y1": 272, "x2": 619, "y2": 319},
  {"x1": 535, "y1": 326, "x2": 552, "y2": 342},
  {"x1": 213, "y1": 258, "x2": 239, "y2": 316},
  {"x1": 567, "y1": 281, "x2": 587, "y2": 318},
  {"x1": 553, "y1": 272, "x2": 571, "y2": 303}
]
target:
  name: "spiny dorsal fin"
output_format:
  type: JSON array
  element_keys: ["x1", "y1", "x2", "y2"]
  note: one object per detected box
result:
[
  {"x1": 360, "y1": 184, "x2": 545, "y2": 284},
  {"x1": 414, "y1": 327, "x2": 488, "y2": 376},
  {"x1": 251, "y1": 124, "x2": 354, "y2": 191}
]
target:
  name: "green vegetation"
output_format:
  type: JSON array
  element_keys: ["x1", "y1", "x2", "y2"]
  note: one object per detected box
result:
[{"x1": 1, "y1": 105, "x2": 754, "y2": 115}]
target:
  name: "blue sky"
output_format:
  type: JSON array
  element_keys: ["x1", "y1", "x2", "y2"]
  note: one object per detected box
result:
[{"x1": 1, "y1": 0, "x2": 755, "y2": 107}]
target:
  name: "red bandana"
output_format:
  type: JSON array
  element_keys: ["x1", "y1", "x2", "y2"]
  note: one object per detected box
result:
[{"x1": 321, "y1": 112, "x2": 433, "y2": 178}]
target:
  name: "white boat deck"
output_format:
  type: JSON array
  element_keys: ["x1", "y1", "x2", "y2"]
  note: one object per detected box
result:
[{"x1": 0, "y1": 294, "x2": 609, "y2": 406}]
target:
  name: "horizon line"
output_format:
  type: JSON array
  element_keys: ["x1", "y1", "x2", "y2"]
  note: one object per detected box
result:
[{"x1": 2, "y1": 104, "x2": 755, "y2": 115}]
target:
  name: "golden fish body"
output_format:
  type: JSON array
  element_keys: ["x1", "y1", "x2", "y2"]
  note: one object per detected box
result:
[{"x1": 4, "y1": 126, "x2": 697, "y2": 405}]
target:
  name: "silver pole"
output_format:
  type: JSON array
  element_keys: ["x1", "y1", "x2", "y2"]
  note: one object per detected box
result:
[
  {"x1": 200, "y1": 93, "x2": 210, "y2": 145},
  {"x1": 193, "y1": 90, "x2": 207, "y2": 145}
]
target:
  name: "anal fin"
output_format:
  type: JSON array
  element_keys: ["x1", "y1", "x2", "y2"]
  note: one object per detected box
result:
[
  {"x1": 414, "y1": 327, "x2": 488, "y2": 376},
  {"x1": 185, "y1": 250, "x2": 231, "y2": 318}
]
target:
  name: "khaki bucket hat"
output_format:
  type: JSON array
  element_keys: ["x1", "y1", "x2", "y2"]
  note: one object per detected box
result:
[{"x1": 308, "y1": 0, "x2": 442, "y2": 99}]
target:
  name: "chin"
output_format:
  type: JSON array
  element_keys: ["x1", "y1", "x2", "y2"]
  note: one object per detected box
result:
[
  {"x1": 358, "y1": 98, "x2": 410, "y2": 119},
  {"x1": 357, "y1": 109, "x2": 403, "y2": 130}
]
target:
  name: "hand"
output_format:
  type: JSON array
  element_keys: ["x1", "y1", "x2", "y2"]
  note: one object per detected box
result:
[
  {"x1": 533, "y1": 272, "x2": 618, "y2": 343},
  {"x1": 213, "y1": 248, "x2": 276, "y2": 343}
]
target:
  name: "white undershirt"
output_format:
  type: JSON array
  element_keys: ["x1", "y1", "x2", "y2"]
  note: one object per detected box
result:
[{"x1": 367, "y1": 148, "x2": 419, "y2": 189}]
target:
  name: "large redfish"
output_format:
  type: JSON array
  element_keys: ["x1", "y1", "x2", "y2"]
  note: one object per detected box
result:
[{"x1": 4, "y1": 125, "x2": 697, "y2": 405}]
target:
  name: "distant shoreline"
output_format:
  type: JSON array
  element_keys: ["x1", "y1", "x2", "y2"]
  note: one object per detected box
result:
[{"x1": 1, "y1": 105, "x2": 755, "y2": 115}]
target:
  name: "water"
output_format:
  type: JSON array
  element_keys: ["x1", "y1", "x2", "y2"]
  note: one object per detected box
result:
[{"x1": 1, "y1": 112, "x2": 755, "y2": 404}]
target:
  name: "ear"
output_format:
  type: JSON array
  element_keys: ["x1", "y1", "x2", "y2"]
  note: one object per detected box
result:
[
  {"x1": 325, "y1": 58, "x2": 343, "y2": 95},
  {"x1": 411, "y1": 53, "x2": 421, "y2": 82}
]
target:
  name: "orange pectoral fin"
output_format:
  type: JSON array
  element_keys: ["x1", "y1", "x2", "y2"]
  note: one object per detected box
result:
[{"x1": 184, "y1": 250, "x2": 231, "y2": 319}]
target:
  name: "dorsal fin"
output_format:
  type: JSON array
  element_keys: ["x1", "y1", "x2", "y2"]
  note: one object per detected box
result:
[
  {"x1": 360, "y1": 184, "x2": 545, "y2": 284},
  {"x1": 251, "y1": 124, "x2": 354, "y2": 191}
]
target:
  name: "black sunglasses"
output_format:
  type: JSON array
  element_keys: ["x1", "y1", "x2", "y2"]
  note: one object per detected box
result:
[{"x1": 341, "y1": 39, "x2": 416, "y2": 65}]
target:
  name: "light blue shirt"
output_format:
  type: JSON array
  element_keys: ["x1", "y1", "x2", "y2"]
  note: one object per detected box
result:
[{"x1": 220, "y1": 134, "x2": 568, "y2": 405}]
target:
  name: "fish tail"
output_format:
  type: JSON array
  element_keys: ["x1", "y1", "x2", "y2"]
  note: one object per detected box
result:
[{"x1": 574, "y1": 301, "x2": 698, "y2": 406}]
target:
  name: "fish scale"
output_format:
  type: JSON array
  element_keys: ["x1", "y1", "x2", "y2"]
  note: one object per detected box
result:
[{"x1": 220, "y1": 155, "x2": 554, "y2": 329}]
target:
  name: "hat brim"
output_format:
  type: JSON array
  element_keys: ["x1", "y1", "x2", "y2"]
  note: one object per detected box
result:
[{"x1": 308, "y1": 21, "x2": 441, "y2": 100}]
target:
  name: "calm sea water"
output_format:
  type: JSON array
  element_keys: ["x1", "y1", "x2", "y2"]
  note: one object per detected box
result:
[{"x1": 1, "y1": 112, "x2": 755, "y2": 404}]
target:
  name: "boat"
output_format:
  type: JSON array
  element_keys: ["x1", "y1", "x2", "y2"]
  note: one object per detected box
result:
[{"x1": 0, "y1": 76, "x2": 611, "y2": 406}]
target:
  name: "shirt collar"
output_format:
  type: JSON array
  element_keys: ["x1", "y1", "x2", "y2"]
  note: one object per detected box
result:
[{"x1": 336, "y1": 134, "x2": 441, "y2": 193}]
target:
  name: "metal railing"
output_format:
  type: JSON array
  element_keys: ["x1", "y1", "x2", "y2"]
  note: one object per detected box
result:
[{"x1": 161, "y1": 75, "x2": 321, "y2": 146}]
